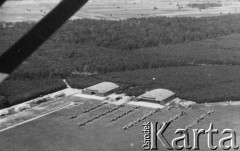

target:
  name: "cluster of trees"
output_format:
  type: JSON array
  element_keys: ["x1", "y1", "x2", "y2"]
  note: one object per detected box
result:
[
  {"x1": 49, "y1": 15, "x2": 240, "y2": 49},
  {"x1": 2, "y1": 14, "x2": 240, "y2": 52},
  {"x1": 187, "y1": 3, "x2": 222, "y2": 9},
  {"x1": 98, "y1": 65, "x2": 240, "y2": 103},
  {"x1": 9, "y1": 37, "x2": 240, "y2": 78},
  {"x1": 0, "y1": 95, "x2": 9, "y2": 109},
  {"x1": 0, "y1": 78, "x2": 66, "y2": 108}
]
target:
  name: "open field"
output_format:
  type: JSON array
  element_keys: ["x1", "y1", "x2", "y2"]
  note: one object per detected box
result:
[
  {"x1": 2, "y1": 0, "x2": 240, "y2": 22},
  {"x1": 0, "y1": 97, "x2": 239, "y2": 151}
]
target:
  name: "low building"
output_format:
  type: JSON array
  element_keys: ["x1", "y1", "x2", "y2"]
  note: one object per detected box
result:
[
  {"x1": 14, "y1": 103, "x2": 31, "y2": 112},
  {"x1": 54, "y1": 93, "x2": 65, "y2": 99},
  {"x1": 136, "y1": 89, "x2": 176, "y2": 105},
  {"x1": 82, "y1": 82, "x2": 119, "y2": 97},
  {"x1": 0, "y1": 109, "x2": 9, "y2": 116}
]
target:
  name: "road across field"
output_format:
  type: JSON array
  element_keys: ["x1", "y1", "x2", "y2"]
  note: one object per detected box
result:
[
  {"x1": 0, "y1": 96, "x2": 76, "y2": 131},
  {"x1": 0, "y1": 103, "x2": 72, "y2": 133}
]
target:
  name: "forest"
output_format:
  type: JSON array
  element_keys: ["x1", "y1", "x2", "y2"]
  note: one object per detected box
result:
[
  {"x1": 1, "y1": 14, "x2": 240, "y2": 108},
  {"x1": 2, "y1": 14, "x2": 240, "y2": 50},
  {"x1": 186, "y1": 3, "x2": 222, "y2": 9}
]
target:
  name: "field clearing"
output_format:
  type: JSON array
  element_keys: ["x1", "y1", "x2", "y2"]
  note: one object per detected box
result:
[
  {"x1": 2, "y1": 0, "x2": 240, "y2": 22},
  {"x1": 0, "y1": 97, "x2": 239, "y2": 151}
]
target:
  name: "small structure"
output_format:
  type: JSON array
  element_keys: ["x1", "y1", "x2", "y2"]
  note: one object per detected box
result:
[
  {"x1": 136, "y1": 89, "x2": 175, "y2": 105},
  {"x1": 0, "y1": 109, "x2": 9, "y2": 116},
  {"x1": 34, "y1": 97, "x2": 48, "y2": 104},
  {"x1": 82, "y1": 82, "x2": 119, "y2": 97},
  {"x1": 14, "y1": 103, "x2": 31, "y2": 112},
  {"x1": 54, "y1": 93, "x2": 65, "y2": 99},
  {"x1": 71, "y1": 100, "x2": 84, "y2": 106}
]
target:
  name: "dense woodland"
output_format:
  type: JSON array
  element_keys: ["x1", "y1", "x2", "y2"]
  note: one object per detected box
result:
[
  {"x1": 2, "y1": 14, "x2": 240, "y2": 50},
  {"x1": 2, "y1": 14, "x2": 240, "y2": 108},
  {"x1": 186, "y1": 3, "x2": 222, "y2": 9}
]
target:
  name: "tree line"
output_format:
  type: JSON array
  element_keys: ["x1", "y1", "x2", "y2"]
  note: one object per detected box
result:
[
  {"x1": 187, "y1": 3, "x2": 222, "y2": 9},
  {"x1": 2, "y1": 14, "x2": 240, "y2": 51}
]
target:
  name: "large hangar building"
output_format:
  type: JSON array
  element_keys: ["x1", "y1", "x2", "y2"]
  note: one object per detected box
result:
[
  {"x1": 82, "y1": 82, "x2": 119, "y2": 97},
  {"x1": 137, "y1": 89, "x2": 175, "y2": 105}
]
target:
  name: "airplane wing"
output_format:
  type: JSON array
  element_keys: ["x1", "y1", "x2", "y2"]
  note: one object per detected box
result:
[{"x1": 0, "y1": 0, "x2": 88, "y2": 83}]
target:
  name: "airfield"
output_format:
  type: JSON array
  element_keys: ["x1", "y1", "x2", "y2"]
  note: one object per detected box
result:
[
  {"x1": 2, "y1": 0, "x2": 240, "y2": 22},
  {"x1": 0, "y1": 91, "x2": 239, "y2": 151},
  {"x1": 1, "y1": 0, "x2": 240, "y2": 150}
]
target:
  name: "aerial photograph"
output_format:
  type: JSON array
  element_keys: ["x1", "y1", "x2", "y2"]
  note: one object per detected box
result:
[{"x1": 1, "y1": 0, "x2": 240, "y2": 150}]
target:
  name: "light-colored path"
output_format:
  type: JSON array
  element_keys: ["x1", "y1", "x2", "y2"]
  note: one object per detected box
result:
[
  {"x1": 74, "y1": 93, "x2": 106, "y2": 100},
  {"x1": 127, "y1": 101, "x2": 165, "y2": 109}
]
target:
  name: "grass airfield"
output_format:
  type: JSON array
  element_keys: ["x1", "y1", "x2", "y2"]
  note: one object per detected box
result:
[
  {"x1": 2, "y1": 0, "x2": 240, "y2": 22},
  {"x1": 1, "y1": 1, "x2": 240, "y2": 150},
  {"x1": 0, "y1": 96, "x2": 239, "y2": 151}
]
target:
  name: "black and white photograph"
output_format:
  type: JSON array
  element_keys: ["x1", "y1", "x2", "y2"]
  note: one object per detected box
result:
[{"x1": 0, "y1": 0, "x2": 240, "y2": 150}]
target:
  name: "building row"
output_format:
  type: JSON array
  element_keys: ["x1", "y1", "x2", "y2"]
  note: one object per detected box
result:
[
  {"x1": 0, "y1": 82, "x2": 175, "y2": 117},
  {"x1": 82, "y1": 82, "x2": 176, "y2": 105}
]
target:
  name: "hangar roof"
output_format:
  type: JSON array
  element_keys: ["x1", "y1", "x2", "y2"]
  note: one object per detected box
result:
[
  {"x1": 84, "y1": 82, "x2": 119, "y2": 93},
  {"x1": 138, "y1": 89, "x2": 175, "y2": 102}
]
